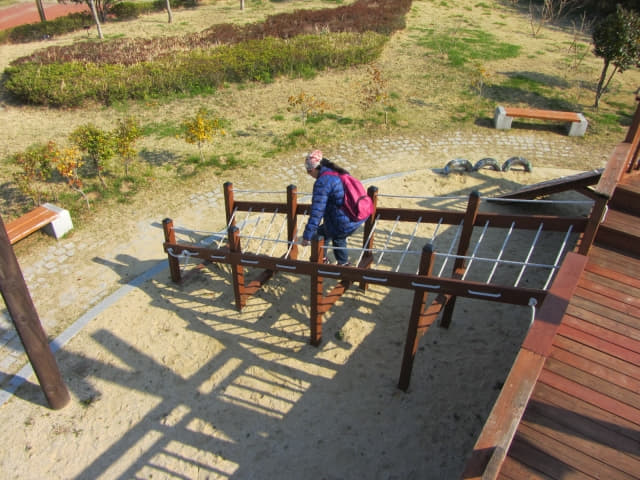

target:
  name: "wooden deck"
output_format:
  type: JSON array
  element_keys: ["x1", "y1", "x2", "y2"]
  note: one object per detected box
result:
[
  {"x1": 499, "y1": 245, "x2": 640, "y2": 479},
  {"x1": 462, "y1": 167, "x2": 640, "y2": 477}
]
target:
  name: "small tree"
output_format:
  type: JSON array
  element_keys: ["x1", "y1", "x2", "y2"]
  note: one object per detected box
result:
[
  {"x1": 12, "y1": 142, "x2": 55, "y2": 206},
  {"x1": 53, "y1": 145, "x2": 90, "y2": 209},
  {"x1": 287, "y1": 92, "x2": 328, "y2": 129},
  {"x1": 529, "y1": 0, "x2": 575, "y2": 38},
  {"x1": 166, "y1": 0, "x2": 173, "y2": 24},
  {"x1": 182, "y1": 108, "x2": 224, "y2": 162},
  {"x1": 113, "y1": 117, "x2": 142, "y2": 176},
  {"x1": 360, "y1": 65, "x2": 391, "y2": 125},
  {"x1": 70, "y1": 124, "x2": 115, "y2": 188},
  {"x1": 592, "y1": 5, "x2": 640, "y2": 108}
]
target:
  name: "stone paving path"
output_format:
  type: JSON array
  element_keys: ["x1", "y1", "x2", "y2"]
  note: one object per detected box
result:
[{"x1": 0, "y1": 130, "x2": 612, "y2": 399}]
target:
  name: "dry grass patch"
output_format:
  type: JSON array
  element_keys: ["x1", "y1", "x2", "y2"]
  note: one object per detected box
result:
[{"x1": 1, "y1": 0, "x2": 639, "y2": 221}]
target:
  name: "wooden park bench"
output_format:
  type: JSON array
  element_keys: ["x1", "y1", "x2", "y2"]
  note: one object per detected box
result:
[
  {"x1": 494, "y1": 105, "x2": 588, "y2": 136},
  {"x1": 4, "y1": 203, "x2": 73, "y2": 245}
]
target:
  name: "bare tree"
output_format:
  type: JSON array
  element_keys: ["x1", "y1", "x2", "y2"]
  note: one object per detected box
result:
[
  {"x1": 529, "y1": 0, "x2": 575, "y2": 37},
  {"x1": 166, "y1": 0, "x2": 173, "y2": 23},
  {"x1": 35, "y1": 0, "x2": 47, "y2": 22},
  {"x1": 88, "y1": 0, "x2": 104, "y2": 41}
]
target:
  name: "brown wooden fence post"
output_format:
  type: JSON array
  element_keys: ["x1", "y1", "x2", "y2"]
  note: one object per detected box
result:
[
  {"x1": 309, "y1": 235, "x2": 325, "y2": 346},
  {"x1": 362, "y1": 186, "x2": 378, "y2": 262},
  {"x1": 228, "y1": 226, "x2": 245, "y2": 310},
  {"x1": 398, "y1": 243, "x2": 436, "y2": 391},
  {"x1": 576, "y1": 193, "x2": 609, "y2": 256},
  {"x1": 223, "y1": 182, "x2": 237, "y2": 229},
  {"x1": 0, "y1": 215, "x2": 70, "y2": 409},
  {"x1": 441, "y1": 190, "x2": 481, "y2": 328},
  {"x1": 287, "y1": 184, "x2": 299, "y2": 260},
  {"x1": 162, "y1": 218, "x2": 181, "y2": 283}
]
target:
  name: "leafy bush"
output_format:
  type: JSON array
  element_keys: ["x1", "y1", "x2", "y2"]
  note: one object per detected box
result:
[
  {"x1": 1, "y1": 0, "x2": 199, "y2": 44},
  {"x1": 5, "y1": 32, "x2": 388, "y2": 106},
  {"x1": 10, "y1": 0, "x2": 409, "y2": 66},
  {"x1": 4, "y1": 13, "x2": 92, "y2": 44},
  {"x1": 110, "y1": 2, "x2": 150, "y2": 19}
]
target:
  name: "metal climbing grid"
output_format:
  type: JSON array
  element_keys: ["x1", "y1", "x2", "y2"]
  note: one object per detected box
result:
[{"x1": 161, "y1": 181, "x2": 604, "y2": 390}]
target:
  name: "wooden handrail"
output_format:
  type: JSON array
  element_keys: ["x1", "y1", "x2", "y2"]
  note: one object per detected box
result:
[{"x1": 460, "y1": 252, "x2": 588, "y2": 480}]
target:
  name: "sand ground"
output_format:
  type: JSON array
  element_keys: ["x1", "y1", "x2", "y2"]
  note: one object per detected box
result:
[{"x1": 0, "y1": 128, "x2": 612, "y2": 479}]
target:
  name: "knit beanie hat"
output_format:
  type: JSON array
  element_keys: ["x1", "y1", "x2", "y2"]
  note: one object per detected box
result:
[{"x1": 305, "y1": 150, "x2": 323, "y2": 171}]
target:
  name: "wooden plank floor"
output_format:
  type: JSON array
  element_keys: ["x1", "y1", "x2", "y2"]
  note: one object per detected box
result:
[{"x1": 497, "y1": 245, "x2": 640, "y2": 480}]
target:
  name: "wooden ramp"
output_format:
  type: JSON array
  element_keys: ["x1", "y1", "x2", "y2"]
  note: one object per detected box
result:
[
  {"x1": 462, "y1": 244, "x2": 640, "y2": 480},
  {"x1": 501, "y1": 245, "x2": 640, "y2": 479},
  {"x1": 462, "y1": 100, "x2": 640, "y2": 479},
  {"x1": 495, "y1": 168, "x2": 603, "y2": 200}
]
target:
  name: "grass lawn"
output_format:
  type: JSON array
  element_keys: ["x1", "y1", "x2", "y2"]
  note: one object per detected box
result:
[{"x1": 1, "y1": 0, "x2": 638, "y2": 224}]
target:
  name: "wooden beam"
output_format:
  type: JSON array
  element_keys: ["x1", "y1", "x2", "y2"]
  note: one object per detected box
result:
[{"x1": 0, "y1": 214, "x2": 70, "y2": 410}]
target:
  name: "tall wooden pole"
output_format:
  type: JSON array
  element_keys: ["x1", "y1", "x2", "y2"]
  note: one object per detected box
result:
[{"x1": 0, "y1": 215, "x2": 70, "y2": 409}]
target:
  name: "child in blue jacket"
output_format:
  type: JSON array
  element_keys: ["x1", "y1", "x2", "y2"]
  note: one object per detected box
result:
[{"x1": 300, "y1": 150, "x2": 365, "y2": 265}]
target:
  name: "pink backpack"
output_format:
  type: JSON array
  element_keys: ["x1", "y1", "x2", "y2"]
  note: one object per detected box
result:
[{"x1": 322, "y1": 171, "x2": 374, "y2": 222}]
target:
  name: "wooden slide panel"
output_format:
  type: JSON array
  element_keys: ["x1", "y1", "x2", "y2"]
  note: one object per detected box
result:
[
  {"x1": 543, "y1": 357, "x2": 640, "y2": 410},
  {"x1": 569, "y1": 296, "x2": 640, "y2": 332},
  {"x1": 506, "y1": 434, "x2": 592, "y2": 480},
  {"x1": 562, "y1": 314, "x2": 640, "y2": 355},
  {"x1": 524, "y1": 398, "x2": 640, "y2": 467},
  {"x1": 584, "y1": 262, "x2": 640, "y2": 291},
  {"x1": 498, "y1": 454, "x2": 553, "y2": 480},
  {"x1": 553, "y1": 335, "x2": 640, "y2": 381},
  {"x1": 532, "y1": 382, "x2": 640, "y2": 442},
  {"x1": 565, "y1": 304, "x2": 640, "y2": 342},
  {"x1": 509, "y1": 423, "x2": 634, "y2": 480},
  {"x1": 549, "y1": 345, "x2": 640, "y2": 394},
  {"x1": 520, "y1": 409, "x2": 640, "y2": 479},
  {"x1": 557, "y1": 323, "x2": 640, "y2": 367},
  {"x1": 460, "y1": 350, "x2": 546, "y2": 479},
  {"x1": 580, "y1": 271, "x2": 640, "y2": 305},
  {"x1": 587, "y1": 246, "x2": 640, "y2": 279},
  {"x1": 573, "y1": 286, "x2": 640, "y2": 319},
  {"x1": 538, "y1": 369, "x2": 640, "y2": 426}
]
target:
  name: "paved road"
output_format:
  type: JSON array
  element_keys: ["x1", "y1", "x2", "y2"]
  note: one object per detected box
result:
[{"x1": 0, "y1": 1, "x2": 89, "y2": 31}]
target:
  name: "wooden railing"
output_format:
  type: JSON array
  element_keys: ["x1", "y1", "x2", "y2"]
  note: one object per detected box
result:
[{"x1": 594, "y1": 97, "x2": 640, "y2": 199}]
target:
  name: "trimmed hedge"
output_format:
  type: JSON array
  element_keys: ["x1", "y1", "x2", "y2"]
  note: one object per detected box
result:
[
  {"x1": 1, "y1": 0, "x2": 199, "y2": 44},
  {"x1": 5, "y1": 13, "x2": 92, "y2": 44},
  {"x1": 11, "y1": 0, "x2": 411, "y2": 66},
  {"x1": 4, "y1": 32, "x2": 388, "y2": 106}
]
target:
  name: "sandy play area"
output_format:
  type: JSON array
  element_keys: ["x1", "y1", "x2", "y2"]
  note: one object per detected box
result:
[{"x1": 0, "y1": 130, "x2": 611, "y2": 479}]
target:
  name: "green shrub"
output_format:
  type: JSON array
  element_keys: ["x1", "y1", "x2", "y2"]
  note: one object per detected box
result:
[
  {"x1": 5, "y1": 32, "x2": 388, "y2": 107},
  {"x1": 4, "y1": 13, "x2": 91, "y2": 43}
]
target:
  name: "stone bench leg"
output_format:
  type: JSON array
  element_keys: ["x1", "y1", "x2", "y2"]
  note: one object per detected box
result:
[
  {"x1": 493, "y1": 106, "x2": 512, "y2": 130},
  {"x1": 568, "y1": 113, "x2": 588, "y2": 137},
  {"x1": 42, "y1": 203, "x2": 73, "y2": 239}
]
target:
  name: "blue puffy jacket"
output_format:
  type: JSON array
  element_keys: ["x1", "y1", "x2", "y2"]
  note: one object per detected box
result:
[{"x1": 302, "y1": 166, "x2": 365, "y2": 241}]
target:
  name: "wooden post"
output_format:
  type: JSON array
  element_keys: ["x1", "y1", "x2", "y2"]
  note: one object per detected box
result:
[
  {"x1": 286, "y1": 184, "x2": 299, "y2": 260},
  {"x1": 358, "y1": 186, "x2": 378, "y2": 292},
  {"x1": 162, "y1": 218, "x2": 181, "y2": 283},
  {"x1": 625, "y1": 95, "x2": 640, "y2": 172},
  {"x1": 0, "y1": 215, "x2": 70, "y2": 409},
  {"x1": 441, "y1": 191, "x2": 481, "y2": 328},
  {"x1": 223, "y1": 182, "x2": 237, "y2": 229},
  {"x1": 309, "y1": 235, "x2": 325, "y2": 346},
  {"x1": 576, "y1": 193, "x2": 608, "y2": 256},
  {"x1": 398, "y1": 243, "x2": 437, "y2": 391},
  {"x1": 228, "y1": 226, "x2": 245, "y2": 310},
  {"x1": 362, "y1": 186, "x2": 378, "y2": 262}
]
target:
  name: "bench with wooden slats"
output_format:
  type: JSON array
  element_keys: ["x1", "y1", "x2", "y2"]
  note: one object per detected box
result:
[
  {"x1": 4, "y1": 204, "x2": 73, "y2": 245},
  {"x1": 494, "y1": 105, "x2": 588, "y2": 136}
]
